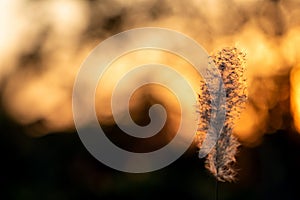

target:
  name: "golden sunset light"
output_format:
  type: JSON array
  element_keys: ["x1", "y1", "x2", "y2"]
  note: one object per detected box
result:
[{"x1": 1, "y1": 0, "x2": 300, "y2": 199}]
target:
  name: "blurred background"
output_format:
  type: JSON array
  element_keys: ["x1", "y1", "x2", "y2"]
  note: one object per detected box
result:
[{"x1": 1, "y1": 0, "x2": 300, "y2": 199}]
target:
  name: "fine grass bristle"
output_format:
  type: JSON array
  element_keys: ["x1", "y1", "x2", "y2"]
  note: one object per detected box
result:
[{"x1": 196, "y1": 47, "x2": 247, "y2": 182}]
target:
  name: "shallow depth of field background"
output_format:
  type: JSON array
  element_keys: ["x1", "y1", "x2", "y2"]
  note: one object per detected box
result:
[{"x1": 1, "y1": 0, "x2": 300, "y2": 199}]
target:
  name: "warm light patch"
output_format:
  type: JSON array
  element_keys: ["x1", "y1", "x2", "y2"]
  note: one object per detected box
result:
[
  {"x1": 291, "y1": 65, "x2": 300, "y2": 133},
  {"x1": 233, "y1": 104, "x2": 265, "y2": 146}
]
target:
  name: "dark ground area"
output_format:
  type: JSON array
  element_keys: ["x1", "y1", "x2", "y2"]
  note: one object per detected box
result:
[{"x1": 1, "y1": 110, "x2": 300, "y2": 200}]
